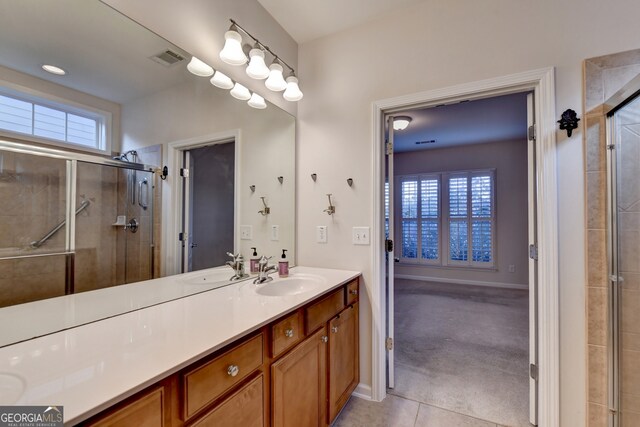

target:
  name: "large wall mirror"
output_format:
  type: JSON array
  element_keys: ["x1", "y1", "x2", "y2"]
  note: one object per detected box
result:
[{"x1": 0, "y1": 0, "x2": 295, "y2": 347}]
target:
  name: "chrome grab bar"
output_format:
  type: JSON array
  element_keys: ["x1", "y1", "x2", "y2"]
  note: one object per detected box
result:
[{"x1": 30, "y1": 200, "x2": 91, "y2": 248}]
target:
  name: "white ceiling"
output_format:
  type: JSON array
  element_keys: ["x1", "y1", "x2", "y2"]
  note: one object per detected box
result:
[
  {"x1": 257, "y1": 0, "x2": 422, "y2": 44},
  {"x1": 391, "y1": 93, "x2": 529, "y2": 152}
]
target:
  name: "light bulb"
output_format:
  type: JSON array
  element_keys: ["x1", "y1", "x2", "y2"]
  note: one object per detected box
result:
[
  {"x1": 393, "y1": 116, "x2": 412, "y2": 131},
  {"x1": 248, "y1": 93, "x2": 267, "y2": 109},
  {"x1": 230, "y1": 82, "x2": 251, "y2": 100},
  {"x1": 186, "y1": 56, "x2": 214, "y2": 77},
  {"x1": 265, "y1": 63, "x2": 287, "y2": 91},
  {"x1": 246, "y1": 47, "x2": 270, "y2": 80},
  {"x1": 210, "y1": 71, "x2": 234, "y2": 89},
  {"x1": 219, "y1": 29, "x2": 247, "y2": 66},
  {"x1": 283, "y1": 75, "x2": 303, "y2": 101},
  {"x1": 42, "y1": 64, "x2": 66, "y2": 75}
]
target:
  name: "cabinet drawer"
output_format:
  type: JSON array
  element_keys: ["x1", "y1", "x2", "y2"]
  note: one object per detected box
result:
[
  {"x1": 271, "y1": 310, "x2": 304, "y2": 358},
  {"x1": 345, "y1": 280, "x2": 359, "y2": 305},
  {"x1": 189, "y1": 375, "x2": 264, "y2": 427},
  {"x1": 305, "y1": 288, "x2": 344, "y2": 333},
  {"x1": 183, "y1": 333, "x2": 263, "y2": 420},
  {"x1": 87, "y1": 386, "x2": 165, "y2": 427}
]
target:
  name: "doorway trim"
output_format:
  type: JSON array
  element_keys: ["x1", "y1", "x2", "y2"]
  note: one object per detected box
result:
[
  {"x1": 163, "y1": 129, "x2": 241, "y2": 276},
  {"x1": 370, "y1": 67, "x2": 558, "y2": 425}
]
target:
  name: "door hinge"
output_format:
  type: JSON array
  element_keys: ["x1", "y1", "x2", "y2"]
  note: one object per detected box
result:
[
  {"x1": 179, "y1": 168, "x2": 189, "y2": 178},
  {"x1": 386, "y1": 337, "x2": 394, "y2": 351},
  {"x1": 528, "y1": 125, "x2": 536, "y2": 141},
  {"x1": 529, "y1": 243, "x2": 538, "y2": 261},
  {"x1": 178, "y1": 232, "x2": 184, "y2": 241},
  {"x1": 385, "y1": 239, "x2": 394, "y2": 253},
  {"x1": 607, "y1": 144, "x2": 615, "y2": 150},
  {"x1": 529, "y1": 363, "x2": 538, "y2": 381},
  {"x1": 386, "y1": 142, "x2": 393, "y2": 155}
]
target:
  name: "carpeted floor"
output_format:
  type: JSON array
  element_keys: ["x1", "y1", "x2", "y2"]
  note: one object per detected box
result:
[{"x1": 388, "y1": 279, "x2": 530, "y2": 427}]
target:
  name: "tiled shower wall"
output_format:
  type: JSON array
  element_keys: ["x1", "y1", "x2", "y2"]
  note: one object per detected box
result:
[{"x1": 584, "y1": 48, "x2": 640, "y2": 427}]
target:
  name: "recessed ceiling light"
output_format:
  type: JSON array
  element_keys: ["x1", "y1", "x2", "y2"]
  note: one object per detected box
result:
[{"x1": 42, "y1": 65, "x2": 66, "y2": 75}]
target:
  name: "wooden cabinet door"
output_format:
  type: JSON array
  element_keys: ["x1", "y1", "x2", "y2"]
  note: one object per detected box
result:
[
  {"x1": 271, "y1": 327, "x2": 327, "y2": 427},
  {"x1": 328, "y1": 303, "x2": 359, "y2": 423}
]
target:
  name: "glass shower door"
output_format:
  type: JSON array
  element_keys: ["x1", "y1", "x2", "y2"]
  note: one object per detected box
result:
[{"x1": 611, "y1": 91, "x2": 640, "y2": 427}]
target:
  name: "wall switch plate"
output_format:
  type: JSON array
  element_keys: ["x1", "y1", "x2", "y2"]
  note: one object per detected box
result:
[
  {"x1": 240, "y1": 225, "x2": 252, "y2": 240},
  {"x1": 316, "y1": 226, "x2": 327, "y2": 243},
  {"x1": 270, "y1": 225, "x2": 279, "y2": 241},
  {"x1": 352, "y1": 226, "x2": 370, "y2": 245}
]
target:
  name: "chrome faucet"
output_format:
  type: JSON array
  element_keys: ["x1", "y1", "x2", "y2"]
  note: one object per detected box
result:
[
  {"x1": 254, "y1": 255, "x2": 277, "y2": 284},
  {"x1": 226, "y1": 252, "x2": 249, "y2": 280}
]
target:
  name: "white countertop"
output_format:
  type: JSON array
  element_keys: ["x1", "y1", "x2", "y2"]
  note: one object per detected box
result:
[{"x1": 0, "y1": 266, "x2": 360, "y2": 425}]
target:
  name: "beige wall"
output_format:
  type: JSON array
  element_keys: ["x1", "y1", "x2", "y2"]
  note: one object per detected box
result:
[
  {"x1": 296, "y1": 0, "x2": 640, "y2": 425},
  {"x1": 394, "y1": 140, "x2": 529, "y2": 287}
]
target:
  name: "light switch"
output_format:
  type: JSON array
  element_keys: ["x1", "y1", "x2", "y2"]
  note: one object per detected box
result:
[
  {"x1": 240, "y1": 225, "x2": 253, "y2": 240},
  {"x1": 352, "y1": 227, "x2": 370, "y2": 245},
  {"x1": 270, "y1": 225, "x2": 280, "y2": 241},
  {"x1": 316, "y1": 226, "x2": 327, "y2": 243}
]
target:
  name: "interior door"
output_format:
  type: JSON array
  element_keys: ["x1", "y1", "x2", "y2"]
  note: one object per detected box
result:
[
  {"x1": 527, "y1": 92, "x2": 539, "y2": 426},
  {"x1": 386, "y1": 115, "x2": 396, "y2": 389}
]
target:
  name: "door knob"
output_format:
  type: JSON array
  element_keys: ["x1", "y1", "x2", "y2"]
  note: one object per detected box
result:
[
  {"x1": 321, "y1": 336, "x2": 328, "y2": 343},
  {"x1": 331, "y1": 326, "x2": 339, "y2": 334},
  {"x1": 284, "y1": 328, "x2": 294, "y2": 338},
  {"x1": 227, "y1": 365, "x2": 239, "y2": 377}
]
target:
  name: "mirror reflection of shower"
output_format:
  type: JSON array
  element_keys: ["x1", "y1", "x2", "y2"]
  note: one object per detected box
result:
[{"x1": 0, "y1": 142, "x2": 154, "y2": 308}]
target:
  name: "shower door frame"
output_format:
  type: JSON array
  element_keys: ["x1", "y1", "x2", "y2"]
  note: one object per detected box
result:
[
  {"x1": 604, "y1": 73, "x2": 640, "y2": 427},
  {"x1": 0, "y1": 137, "x2": 155, "y2": 295}
]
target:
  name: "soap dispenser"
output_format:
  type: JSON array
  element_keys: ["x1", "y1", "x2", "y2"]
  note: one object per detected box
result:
[
  {"x1": 250, "y1": 247, "x2": 259, "y2": 274},
  {"x1": 278, "y1": 249, "x2": 289, "y2": 277}
]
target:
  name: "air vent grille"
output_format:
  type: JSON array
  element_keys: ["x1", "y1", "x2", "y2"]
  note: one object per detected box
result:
[
  {"x1": 150, "y1": 49, "x2": 185, "y2": 67},
  {"x1": 415, "y1": 140, "x2": 436, "y2": 145}
]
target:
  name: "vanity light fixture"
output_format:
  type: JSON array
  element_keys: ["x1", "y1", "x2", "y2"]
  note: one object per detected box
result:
[
  {"x1": 246, "y1": 45, "x2": 270, "y2": 79},
  {"x1": 248, "y1": 93, "x2": 267, "y2": 109},
  {"x1": 230, "y1": 82, "x2": 251, "y2": 100},
  {"x1": 186, "y1": 56, "x2": 214, "y2": 77},
  {"x1": 283, "y1": 74, "x2": 303, "y2": 101},
  {"x1": 220, "y1": 19, "x2": 303, "y2": 101},
  {"x1": 42, "y1": 64, "x2": 66, "y2": 75},
  {"x1": 393, "y1": 116, "x2": 412, "y2": 131},
  {"x1": 210, "y1": 70, "x2": 234, "y2": 89},
  {"x1": 219, "y1": 24, "x2": 247, "y2": 65}
]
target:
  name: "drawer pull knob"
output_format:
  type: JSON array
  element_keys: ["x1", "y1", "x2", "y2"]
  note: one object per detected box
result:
[
  {"x1": 321, "y1": 336, "x2": 328, "y2": 343},
  {"x1": 227, "y1": 365, "x2": 240, "y2": 377},
  {"x1": 284, "y1": 328, "x2": 294, "y2": 338},
  {"x1": 350, "y1": 289, "x2": 358, "y2": 295},
  {"x1": 331, "y1": 326, "x2": 339, "y2": 333}
]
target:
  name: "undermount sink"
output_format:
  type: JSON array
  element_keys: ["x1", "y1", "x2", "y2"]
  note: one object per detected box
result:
[
  {"x1": 181, "y1": 269, "x2": 233, "y2": 285},
  {"x1": 255, "y1": 273, "x2": 325, "y2": 296},
  {"x1": 0, "y1": 373, "x2": 25, "y2": 404}
]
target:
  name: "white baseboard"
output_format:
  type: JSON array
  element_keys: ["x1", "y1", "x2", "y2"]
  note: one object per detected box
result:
[
  {"x1": 395, "y1": 274, "x2": 528, "y2": 290},
  {"x1": 352, "y1": 383, "x2": 373, "y2": 401}
]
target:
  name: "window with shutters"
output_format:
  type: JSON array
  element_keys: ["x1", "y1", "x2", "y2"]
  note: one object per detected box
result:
[
  {"x1": 399, "y1": 175, "x2": 440, "y2": 264},
  {"x1": 398, "y1": 169, "x2": 495, "y2": 268},
  {"x1": 0, "y1": 88, "x2": 111, "y2": 154}
]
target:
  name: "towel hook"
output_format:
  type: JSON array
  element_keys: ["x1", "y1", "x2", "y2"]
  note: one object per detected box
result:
[{"x1": 323, "y1": 194, "x2": 335, "y2": 215}]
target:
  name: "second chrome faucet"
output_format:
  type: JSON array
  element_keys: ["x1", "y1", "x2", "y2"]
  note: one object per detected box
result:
[{"x1": 254, "y1": 255, "x2": 278, "y2": 284}]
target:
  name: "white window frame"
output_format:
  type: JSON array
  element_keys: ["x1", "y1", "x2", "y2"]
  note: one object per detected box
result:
[
  {"x1": 0, "y1": 85, "x2": 111, "y2": 155},
  {"x1": 398, "y1": 173, "x2": 441, "y2": 265},
  {"x1": 442, "y1": 169, "x2": 496, "y2": 268},
  {"x1": 397, "y1": 168, "x2": 496, "y2": 269}
]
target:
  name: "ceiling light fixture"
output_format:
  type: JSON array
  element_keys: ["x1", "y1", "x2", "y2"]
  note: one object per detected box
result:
[
  {"x1": 186, "y1": 56, "x2": 214, "y2": 77},
  {"x1": 393, "y1": 116, "x2": 412, "y2": 131},
  {"x1": 42, "y1": 64, "x2": 66, "y2": 76},
  {"x1": 210, "y1": 70, "x2": 234, "y2": 89},
  {"x1": 219, "y1": 19, "x2": 303, "y2": 101},
  {"x1": 219, "y1": 24, "x2": 247, "y2": 66}
]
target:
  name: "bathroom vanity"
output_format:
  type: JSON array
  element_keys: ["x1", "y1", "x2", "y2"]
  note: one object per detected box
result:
[{"x1": 0, "y1": 267, "x2": 360, "y2": 426}]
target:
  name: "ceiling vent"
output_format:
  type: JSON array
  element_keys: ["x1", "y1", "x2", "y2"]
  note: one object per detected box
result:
[
  {"x1": 415, "y1": 139, "x2": 436, "y2": 145},
  {"x1": 150, "y1": 49, "x2": 185, "y2": 67}
]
